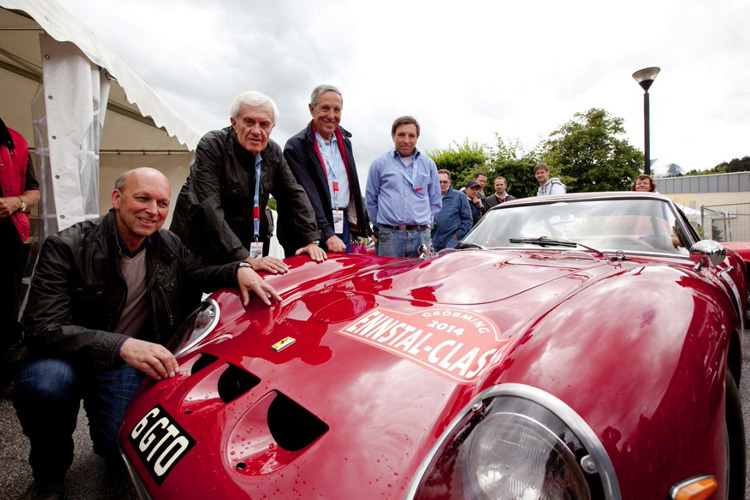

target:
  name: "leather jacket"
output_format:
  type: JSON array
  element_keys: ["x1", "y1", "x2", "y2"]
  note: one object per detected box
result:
[
  {"x1": 20, "y1": 210, "x2": 238, "y2": 372},
  {"x1": 170, "y1": 127, "x2": 321, "y2": 263}
]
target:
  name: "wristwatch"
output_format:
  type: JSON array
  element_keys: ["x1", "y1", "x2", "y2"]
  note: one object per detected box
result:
[
  {"x1": 18, "y1": 196, "x2": 27, "y2": 213},
  {"x1": 237, "y1": 262, "x2": 254, "y2": 271}
]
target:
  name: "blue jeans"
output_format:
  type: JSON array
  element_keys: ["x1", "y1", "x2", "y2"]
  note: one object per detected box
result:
[
  {"x1": 13, "y1": 358, "x2": 144, "y2": 482},
  {"x1": 376, "y1": 227, "x2": 431, "y2": 257}
]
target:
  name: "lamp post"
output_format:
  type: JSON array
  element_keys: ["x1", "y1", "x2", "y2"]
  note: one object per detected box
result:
[{"x1": 632, "y1": 67, "x2": 660, "y2": 175}]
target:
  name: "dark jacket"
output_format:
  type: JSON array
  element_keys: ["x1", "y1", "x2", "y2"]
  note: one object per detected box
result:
[
  {"x1": 432, "y1": 188, "x2": 472, "y2": 252},
  {"x1": 283, "y1": 122, "x2": 369, "y2": 247},
  {"x1": 483, "y1": 192, "x2": 516, "y2": 210},
  {"x1": 20, "y1": 210, "x2": 239, "y2": 372},
  {"x1": 170, "y1": 127, "x2": 321, "y2": 263}
]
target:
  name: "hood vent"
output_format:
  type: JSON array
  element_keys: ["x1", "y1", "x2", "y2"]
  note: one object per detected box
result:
[
  {"x1": 268, "y1": 392, "x2": 329, "y2": 451},
  {"x1": 190, "y1": 353, "x2": 219, "y2": 375},
  {"x1": 217, "y1": 363, "x2": 260, "y2": 403}
]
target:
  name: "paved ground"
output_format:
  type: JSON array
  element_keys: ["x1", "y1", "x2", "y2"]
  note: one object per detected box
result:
[
  {"x1": 2, "y1": 328, "x2": 750, "y2": 499},
  {"x1": 0, "y1": 398, "x2": 135, "y2": 500}
]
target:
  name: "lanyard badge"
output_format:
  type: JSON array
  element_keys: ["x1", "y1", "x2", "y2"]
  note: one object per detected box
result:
[{"x1": 250, "y1": 153, "x2": 263, "y2": 259}]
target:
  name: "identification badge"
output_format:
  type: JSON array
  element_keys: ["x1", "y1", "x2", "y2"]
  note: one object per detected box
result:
[
  {"x1": 333, "y1": 209, "x2": 344, "y2": 234},
  {"x1": 250, "y1": 241, "x2": 263, "y2": 259}
]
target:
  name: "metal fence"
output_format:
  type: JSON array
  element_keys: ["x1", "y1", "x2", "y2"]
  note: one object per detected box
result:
[{"x1": 701, "y1": 203, "x2": 750, "y2": 242}]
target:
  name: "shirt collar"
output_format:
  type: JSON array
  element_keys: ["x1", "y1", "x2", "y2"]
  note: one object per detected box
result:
[
  {"x1": 315, "y1": 130, "x2": 338, "y2": 146},
  {"x1": 391, "y1": 148, "x2": 420, "y2": 160},
  {"x1": 116, "y1": 232, "x2": 151, "y2": 257}
]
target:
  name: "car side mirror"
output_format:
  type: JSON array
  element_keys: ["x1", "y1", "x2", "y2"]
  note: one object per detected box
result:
[{"x1": 689, "y1": 240, "x2": 726, "y2": 270}]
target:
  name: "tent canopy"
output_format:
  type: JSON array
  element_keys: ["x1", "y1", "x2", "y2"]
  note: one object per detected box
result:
[{"x1": 0, "y1": 0, "x2": 199, "y2": 229}]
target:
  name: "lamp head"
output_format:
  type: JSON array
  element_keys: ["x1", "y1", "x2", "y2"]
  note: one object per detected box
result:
[{"x1": 632, "y1": 67, "x2": 661, "y2": 92}]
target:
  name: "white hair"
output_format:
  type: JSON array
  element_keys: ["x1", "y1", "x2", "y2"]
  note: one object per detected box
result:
[
  {"x1": 230, "y1": 91, "x2": 279, "y2": 123},
  {"x1": 311, "y1": 84, "x2": 343, "y2": 108}
]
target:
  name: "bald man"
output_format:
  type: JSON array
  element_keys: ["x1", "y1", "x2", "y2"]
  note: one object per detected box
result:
[{"x1": 12, "y1": 168, "x2": 280, "y2": 499}]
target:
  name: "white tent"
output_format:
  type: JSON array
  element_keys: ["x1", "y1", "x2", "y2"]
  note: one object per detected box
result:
[
  {"x1": 0, "y1": 0, "x2": 200, "y2": 237},
  {"x1": 674, "y1": 202, "x2": 701, "y2": 229}
]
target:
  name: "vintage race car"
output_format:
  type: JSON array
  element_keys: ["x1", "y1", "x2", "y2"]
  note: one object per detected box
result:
[{"x1": 119, "y1": 192, "x2": 747, "y2": 500}]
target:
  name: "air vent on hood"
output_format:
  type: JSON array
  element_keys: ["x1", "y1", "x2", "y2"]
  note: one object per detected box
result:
[
  {"x1": 190, "y1": 353, "x2": 219, "y2": 375},
  {"x1": 217, "y1": 363, "x2": 261, "y2": 403},
  {"x1": 268, "y1": 392, "x2": 330, "y2": 451}
]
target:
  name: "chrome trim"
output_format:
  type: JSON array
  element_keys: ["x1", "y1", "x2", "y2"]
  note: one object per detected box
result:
[
  {"x1": 668, "y1": 475, "x2": 715, "y2": 500},
  {"x1": 175, "y1": 298, "x2": 220, "y2": 356},
  {"x1": 402, "y1": 383, "x2": 622, "y2": 500},
  {"x1": 718, "y1": 267, "x2": 745, "y2": 332},
  {"x1": 690, "y1": 240, "x2": 726, "y2": 267},
  {"x1": 119, "y1": 445, "x2": 153, "y2": 500}
]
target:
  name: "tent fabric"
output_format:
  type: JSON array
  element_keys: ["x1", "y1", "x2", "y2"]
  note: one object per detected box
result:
[
  {"x1": 0, "y1": 0, "x2": 200, "y2": 150},
  {"x1": 37, "y1": 34, "x2": 109, "y2": 230},
  {"x1": 1, "y1": 0, "x2": 199, "y2": 232}
]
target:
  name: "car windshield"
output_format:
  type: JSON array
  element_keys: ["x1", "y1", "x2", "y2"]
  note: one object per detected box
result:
[{"x1": 462, "y1": 198, "x2": 692, "y2": 256}]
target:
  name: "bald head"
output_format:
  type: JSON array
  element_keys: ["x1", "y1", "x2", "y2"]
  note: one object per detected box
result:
[{"x1": 111, "y1": 168, "x2": 172, "y2": 252}]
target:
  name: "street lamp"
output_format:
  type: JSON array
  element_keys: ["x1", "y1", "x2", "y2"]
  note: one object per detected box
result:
[{"x1": 632, "y1": 66, "x2": 660, "y2": 175}]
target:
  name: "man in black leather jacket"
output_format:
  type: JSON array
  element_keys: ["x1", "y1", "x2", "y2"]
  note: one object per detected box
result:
[
  {"x1": 170, "y1": 90, "x2": 326, "y2": 273},
  {"x1": 13, "y1": 168, "x2": 280, "y2": 500}
]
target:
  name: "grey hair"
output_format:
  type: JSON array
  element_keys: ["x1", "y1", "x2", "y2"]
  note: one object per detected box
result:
[
  {"x1": 311, "y1": 84, "x2": 343, "y2": 108},
  {"x1": 230, "y1": 91, "x2": 279, "y2": 124},
  {"x1": 114, "y1": 170, "x2": 132, "y2": 191}
]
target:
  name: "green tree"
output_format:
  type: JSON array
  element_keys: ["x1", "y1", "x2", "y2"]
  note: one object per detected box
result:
[
  {"x1": 426, "y1": 139, "x2": 489, "y2": 192},
  {"x1": 542, "y1": 108, "x2": 643, "y2": 192},
  {"x1": 487, "y1": 135, "x2": 540, "y2": 199},
  {"x1": 686, "y1": 155, "x2": 750, "y2": 175}
]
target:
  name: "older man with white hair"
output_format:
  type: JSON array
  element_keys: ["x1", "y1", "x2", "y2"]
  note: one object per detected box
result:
[{"x1": 171, "y1": 90, "x2": 325, "y2": 271}]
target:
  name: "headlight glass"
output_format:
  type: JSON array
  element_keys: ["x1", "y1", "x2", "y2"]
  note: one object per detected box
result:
[
  {"x1": 167, "y1": 298, "x2": 220, "y2": 356},
  {"x1": 463, "y1": 412, "x2": 587, "y2": 499},
  {"x1": 410, "y1": 391, "x2": 614, "y2": 500}
]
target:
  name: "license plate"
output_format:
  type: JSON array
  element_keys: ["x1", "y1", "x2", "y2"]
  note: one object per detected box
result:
[{"x1": 128, "y1": 404, "x2": 196, "y2": 485}]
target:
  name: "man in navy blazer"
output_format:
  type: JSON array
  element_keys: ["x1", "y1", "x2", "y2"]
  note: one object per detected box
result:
[{"x1": 283, "y1": 85, "x2": 369, "y2": 253}]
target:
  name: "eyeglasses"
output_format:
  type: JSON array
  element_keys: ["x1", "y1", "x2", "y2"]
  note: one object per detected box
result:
[{"x1": 439, "y1": 180, "x2": 450, "y2": 184}]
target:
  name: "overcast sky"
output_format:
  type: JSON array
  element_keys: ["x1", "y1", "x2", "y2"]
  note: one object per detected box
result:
[{"x1": 58, "y1": 0, "x2": 749, "y2": 180}]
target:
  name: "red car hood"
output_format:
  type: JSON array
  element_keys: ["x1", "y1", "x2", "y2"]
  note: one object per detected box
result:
[{"x1": 120, "y1": 250, "x2": 706, "y2": 499}]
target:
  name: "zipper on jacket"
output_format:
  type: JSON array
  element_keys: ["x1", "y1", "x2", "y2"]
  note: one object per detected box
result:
[
  {"x1": 150, "y1": 264, "x2": 175, "y2": 326},
  {"x1": 159, "y1": 286, "x2": 175, "y2": 326}
]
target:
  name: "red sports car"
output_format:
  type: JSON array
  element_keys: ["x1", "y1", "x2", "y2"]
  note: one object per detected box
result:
[{"x1": 119, "y1": 192, "x2": 747, "y2": 500}]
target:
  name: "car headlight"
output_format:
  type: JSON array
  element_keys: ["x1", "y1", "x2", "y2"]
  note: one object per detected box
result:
[
  {"x1": 405, "y1": 384, "x2": 620, "y2": 500},
  {"x1": 167, "y1": 298, "x2": 220, "y2": 356}
]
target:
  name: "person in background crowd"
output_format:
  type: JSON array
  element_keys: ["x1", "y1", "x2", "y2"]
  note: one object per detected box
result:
[
  {"x1": 432, "y1": 169, "x2": 472, "y2": 252},
  {"x1": 462, "y1": 171, "x2": 487, "y2": 211},
  {"x1": 366, "y1": 116, "x2": 441, "y2": 257},
  {"x1": 535, "y1": 163, "x2": 566, "y2": 196},
  {"x1": 0, "y1": 117, "x2": 40, "y2": 395},
  {"x1": 13, "y1": 168, "x2": 281, "y2": 500},
  {"x1": 284, "y1": 84, "x2": 369, "y2": 254},
  {"x1": 170, "y1": 90, "x2": 325, "y2": 272},
  {"x1": 483, "y1": 175, "x2": 516, "y2": 210},
  {"x1": 464, "y1": 180, "x2": 484, "y2": 226},
  {"x1": 631, "y1": 174, "x2": 657, "y2": 192}
]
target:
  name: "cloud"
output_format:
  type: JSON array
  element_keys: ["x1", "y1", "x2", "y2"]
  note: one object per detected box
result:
[{"x1": 57, "y1": 0, "x2": 750, "y2": 176}]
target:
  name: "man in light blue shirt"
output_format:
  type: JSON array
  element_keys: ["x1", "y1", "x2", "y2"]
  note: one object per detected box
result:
[{"x1": 366, "y1": 116, "x2": 441, "y2": 257}]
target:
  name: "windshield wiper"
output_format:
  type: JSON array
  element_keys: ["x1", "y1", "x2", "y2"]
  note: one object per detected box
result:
[
  {"x1": 454, "y1": 241, "x2": 486, "y2": 250},
  {"x1": 509, "y1": 236, "x2": 604, "y2": 256}
]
